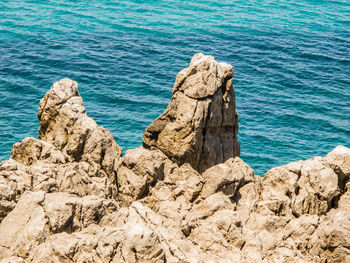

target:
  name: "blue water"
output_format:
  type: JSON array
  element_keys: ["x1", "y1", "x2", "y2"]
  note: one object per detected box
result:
[{"x1": 0, "y1": 1, "x2": 349, "y2": 176}]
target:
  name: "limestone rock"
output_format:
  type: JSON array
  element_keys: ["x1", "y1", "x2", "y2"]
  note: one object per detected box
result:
[
  {"x1": 143, "y1": 53, "x2": 240, "y2": 172},
  {"x1": 0, "y1": 191, "x2": 48, "y2": 258},
  {"x1": 325, "y1": 145, "x2": 350, "y2": 189},
  {"x1": 0, "y1": 157, "x2": 118, "y2": 202},
  {"x1": 0, "y1": 183, "x2": 16, "y2": 222},
  {"x1": 117, "y1": 147, "x2": 173, "y2": 205},
  {"x1": 37, "y1": 78, "x2": 122, "y2": 173},
  {"x1": 200, "y1": 157, "x2": 254, "y2": 199},
  {"x1": 11, "y1": 137, "x2": 65, "y2": 165},
  {"x1": 0, "y1": 56, "x2": 350, "y2": 263},
  {"x1": 164, "y1": 163, "x2": 203, "y2": 203},
  {"x1": 260, "y1": 157, "x2": 340, "y2": 217},
  {"x1": 0, "y1": 78, "x2": 122, "y2": 220},
  {"x1": 0, "y1": 190, "x2": 117, "y2": 260},
  {"x1": 0, "y1": 257, "x2": 25, "y2": 263}
]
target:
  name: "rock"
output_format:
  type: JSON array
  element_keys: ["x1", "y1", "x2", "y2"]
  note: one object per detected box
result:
[
  {"x1": 43, "y1": 192, "x2": 113, "y2": 234},
  {"x1": 234, "y1": 180, "x2": 261, "y2": 223},
  {"x1": 0, "y1": 257, "x2": 25, "y2": 263},
  {"x1": 37, "y1": 78, "x2": 122, "y2": 173},
  {"x1": 325, "y1": 145, "x2": 350, "y2": 189},
  {"x1": 0, "y1": 78, "x2": 122, "y2": 214},
  {"x1": 0, "y1": 191, "x2": 48, "y2": 258},
  {"x1": 186, "y1": 192, "x2": 235, "y2": 226},
  {"x1": 200, "y1": 157, "x2": 254, "y2": 199},
  {"x1": 0, "y1": 183, "x2": 16, "y2": 222},
  {"x1": 11, "y1": 137, "x2": 65, "y2": 165},
  {"x1": 283, "y1": 214, "x2": 319, "y2": 253},
  {"x1": 0, "y1": 55, "x2": 350, "y2": 262},
  {"x1": 292, "y1": 157, "x2": 339, "y2": 216},
  {"x1": 165, "y1": 163, "x2": 203, "y2": 203},
  {"x1": 0, "y1": 157, "x2": 118, "y2": 202},
  {"x1": 143, "y1": 53, "x2": 240, "y2": 172},
  {"x1": 0, "y1": 190, "x2": 117, "y2": 260},
  {"x1": 117, "y1": 147, "x2": 173, "y2": 205},
  {"x1": 260, "y1": 157, "x2": 340, "y2": 217},
  {"x1": 29, "y1": 225, "x2": 123, "y2": 263},
  {"x1": 260, "y1": 162, "x2": 301, "y2": 216},
  {"x1": 309, "y1": 183, "x2": 350, "y2": 262}
]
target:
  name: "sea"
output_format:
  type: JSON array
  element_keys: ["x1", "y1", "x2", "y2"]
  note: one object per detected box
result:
[{"x1": 0, "y1": 0, "x2": 349, "y2": 176}]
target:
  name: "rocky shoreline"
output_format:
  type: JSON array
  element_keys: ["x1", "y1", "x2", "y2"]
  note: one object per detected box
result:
[{"x1": 0, "y1": 54, "x2": 349, "y2": 263}]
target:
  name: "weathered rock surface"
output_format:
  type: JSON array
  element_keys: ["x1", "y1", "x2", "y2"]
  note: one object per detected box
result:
[
  {"x1": 0, "y1": 54, "x2": 349, "y2": 263},
  {"x1": 143, "y1": 53, "x2": 240, "y2": 173}
]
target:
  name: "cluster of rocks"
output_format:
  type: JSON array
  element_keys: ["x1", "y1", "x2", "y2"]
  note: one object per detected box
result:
[{"x1": 0, "y1": 54, "x2": 349, "y2": 263}]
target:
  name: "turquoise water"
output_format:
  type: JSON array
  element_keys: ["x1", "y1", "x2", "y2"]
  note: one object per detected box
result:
[{"x1": 0, "y1": 1, "x2": 349, "y2": 176}]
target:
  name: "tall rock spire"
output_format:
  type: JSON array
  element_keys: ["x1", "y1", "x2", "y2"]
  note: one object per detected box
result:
[{"x1": 143, "y1": 53, "x2": 240, "y2": 172}]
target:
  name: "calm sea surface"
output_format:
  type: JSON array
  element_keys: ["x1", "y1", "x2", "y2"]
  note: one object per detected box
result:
[{"x1": 0, "y1": 0, "x2": 349, "y2": 175}]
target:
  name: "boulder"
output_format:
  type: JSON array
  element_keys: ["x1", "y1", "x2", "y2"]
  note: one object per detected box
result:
[
  {"x1": 116, "y1": 147, "x2": 173, "y2": 205},
  {"x1": 11, "y1": 137, "x2": 65, "y2": 165},
  {"x1": 200, "y1": 157, "x2": 254, "y2": 199},
  {"x1": 0, "y1": 191, "x2": 48, "y2": 258},
  {"x1": 260, "y1": 157, "x2": 340, "y2": 217}
]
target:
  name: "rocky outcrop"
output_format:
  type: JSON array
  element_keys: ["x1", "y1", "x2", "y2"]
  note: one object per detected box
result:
[
  {"x1": 143, "y1": 53, "x2": 240, "y2": 173},
  {"x1": 37, "y1": 78, "x2": 122, "y2": 175},
  {"x1": 0, "y1": 54, "x2": 349, "y2": 263},
  {"x1": 0, "y1": 79, "x2": 121, "y2": 222}
]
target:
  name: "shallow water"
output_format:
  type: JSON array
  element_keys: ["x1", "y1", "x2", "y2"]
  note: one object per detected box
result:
[{"x1": 0, "y1": 0, "x2": 349, "y2": 175}]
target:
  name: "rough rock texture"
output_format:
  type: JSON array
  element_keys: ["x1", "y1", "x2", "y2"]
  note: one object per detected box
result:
[
  {"x1": 0, "y1": 54, "x2": 349, "y2": 263},
  {"x1": 143, "y1": 53, "x2": 240, "y2": 173},
  {"x1": 0, "y1": 79, "x2": 121, "y2": 222}
]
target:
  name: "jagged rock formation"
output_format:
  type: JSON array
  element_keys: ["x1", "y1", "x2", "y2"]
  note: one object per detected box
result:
[
  {"x1": 0, "y1": 79, "x2": 122, "y2": 222},
  {"x1": 0, "y1": 54, "x2": 349, "y2": 263},
  {"x1": 143, "y1": 53, "x2": 240, "y2": 173}
]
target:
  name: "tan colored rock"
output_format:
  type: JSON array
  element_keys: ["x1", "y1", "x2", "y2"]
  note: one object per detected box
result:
[
  {"x1": 0, "y1": 191, "x2": 48, "y2": 258},
  {"x1": 234, "y1": 179, "x2": 261, "y2": 223},
  {"x1": 309, "y1": 183, "x2": 350, "y2": 262},
  {"x1": 0, "y1": 190, "x2": 118, "y2": 260},
  {"x1": 43, "y1": 192, "x2": 115, "y2": 234},
  {"x1": 11, "y1": 137, "x2": 65, "y2": 165},
  {"x1": 164, "y1": 163, "x2": 203, "y2": 203},
  {"x1": 261, "y1": 157, "x2": 340, "y2": 217},
  {"x1": 37, "y1": 78, "x2": 122, "y2": 173},
  {"x1": 260, "y1": 162, "x2": 300, "y2": 216},
  {"x1": 0, "y1": 257, "x2": 25, "y2": 263},
  {"x1": 117, "y1": 147, "x2": 173, "y2": 205},
  {"x1": 0, "y1": 78, "x2": 123, "y2": 206},
  {"x1": 200, "y1": 157, "x2": 254, "y2": 199},
  {"x1": 29, "y1": 225, "x2": 123, "y2": 263},
  {"x1": 143, "y1": 53, "x2": 240, "y2": 172},
  {"x1": 0, "y1": 158, "x2": 118, "y2": 202},
  {"x1": 1, "y1": 56, "x2": 350, "y2": 263},
  {"x1": 0, "y1": 183, "x2": 16, "y2": 222},
  {"x1": 186, "y1": 192, "x2": 235, "y2": 227},
  {"x1": 292, "y1": 157, "x2": 339, "y2": 216},
  {"x1": 283, "y1": 214, "x2": 319, "y2": 253},
  {"x1": 325, "y1": 145, "x2": 350, "y2": 189}
]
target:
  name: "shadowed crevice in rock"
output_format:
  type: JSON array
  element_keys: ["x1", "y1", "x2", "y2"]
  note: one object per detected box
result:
[{"x1": 143, "y1": 53, "x2": 240, "y2": 173}]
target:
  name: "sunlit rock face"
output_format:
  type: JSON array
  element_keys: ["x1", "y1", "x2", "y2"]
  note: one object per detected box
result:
[
  {"x1": 143, "y1": 53, "x2": 240, "y2": 173},
  {"x1": 0, "y1": 54, "x2": 349, "y2": 263}
]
